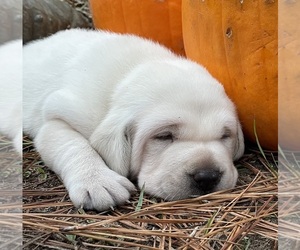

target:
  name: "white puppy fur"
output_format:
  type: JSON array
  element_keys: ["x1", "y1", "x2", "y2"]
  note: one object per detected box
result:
[
  {"x1": 0, "y1": 29, "x2": 244, "y2": 211},
  {"x1": 0, "y1": 40, "x2": 22, "y2": 155}
]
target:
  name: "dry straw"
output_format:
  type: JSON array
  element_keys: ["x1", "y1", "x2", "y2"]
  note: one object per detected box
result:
[{"x1": 1, "y1": 136, "x2": 283, "y2": 249}]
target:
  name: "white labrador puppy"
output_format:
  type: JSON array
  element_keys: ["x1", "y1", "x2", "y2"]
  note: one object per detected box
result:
[{"x1": 1, "y1": 29, "x2": 244, "y2": 211}]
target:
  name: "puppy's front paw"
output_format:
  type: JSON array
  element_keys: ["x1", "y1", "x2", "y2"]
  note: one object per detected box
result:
[{"x1": 66, "y1": 168, "x2": 136, "y2": 211}]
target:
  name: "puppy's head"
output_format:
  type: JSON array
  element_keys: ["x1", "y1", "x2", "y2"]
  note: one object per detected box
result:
[
  {"x1": 131, "y1": 107, "x2": 244, "y2": 200},
  {"x1": 91, "y1": 59, "x2": 244, "y2": 200}
]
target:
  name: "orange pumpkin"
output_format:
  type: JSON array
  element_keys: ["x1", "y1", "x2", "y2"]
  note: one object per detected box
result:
[
  {"x1": 89, "y1": 0, "x2": 184, "y2": 56},
  {"x1": 182, "y1": 0, "x2": 278, "y2": 150},
  {"x1": 278, "y1": 1, "x2": 300, "y2": 151}
]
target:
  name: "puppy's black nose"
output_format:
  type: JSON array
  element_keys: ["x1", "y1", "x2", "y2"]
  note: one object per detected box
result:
[{"x1": 193, "y1": 169, "x2": 222, "y2": 192}]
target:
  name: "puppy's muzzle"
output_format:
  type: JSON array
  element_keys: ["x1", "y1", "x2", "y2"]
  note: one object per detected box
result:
[{"x1": 192, "y1": 169, "x2": 222, "y2": 193}]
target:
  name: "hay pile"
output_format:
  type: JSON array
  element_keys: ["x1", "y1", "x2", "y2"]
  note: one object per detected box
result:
[
  {"x1": 0, "y1": 135, "x2": 22, "y2": 249},
  {"x1": 278, "y1": 150, "x2": 300, "y2": 249},
  {"x1": 20, "y1": 136, "x2": 279, "y2": 250}
]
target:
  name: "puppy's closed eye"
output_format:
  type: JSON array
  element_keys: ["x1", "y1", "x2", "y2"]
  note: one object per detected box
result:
[
  {"x1": 154, "y1": 132, "x2": 174, "y2": 142},
  {"x1": 221, "y1": 128, "x2": 232, "y2": 140}
]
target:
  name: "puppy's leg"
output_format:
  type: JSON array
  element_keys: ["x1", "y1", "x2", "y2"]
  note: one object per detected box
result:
[{"x1": 35, "y1": 120, "x2": 136, "y2": 211}]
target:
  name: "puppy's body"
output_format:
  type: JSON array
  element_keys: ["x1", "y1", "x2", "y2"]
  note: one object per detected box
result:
[
  {"x1": 23, "y1": 30, "x2": 175, "y2": 139},
  {"x1": 2, "y1": 29, "x2": 244, "y2": 211},
  {"x1": 0, "y1": 40, "x2": 22, "y2": 154}
]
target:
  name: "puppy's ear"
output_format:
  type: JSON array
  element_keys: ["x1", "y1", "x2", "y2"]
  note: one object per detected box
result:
[
  {"x1": 89, "y1": 116, "x2": 134, "y2": 177},
  {"x1": 233, "y1": 121, "x2": 245, "y2": 161}
]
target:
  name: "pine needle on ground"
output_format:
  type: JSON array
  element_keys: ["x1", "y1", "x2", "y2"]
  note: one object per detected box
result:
[{"x1": 20, "y1": 137, "x2": 279, "y2": 250}]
